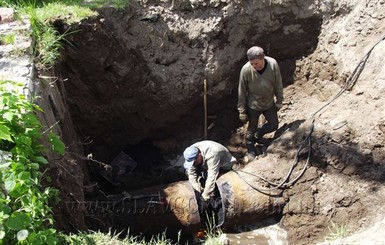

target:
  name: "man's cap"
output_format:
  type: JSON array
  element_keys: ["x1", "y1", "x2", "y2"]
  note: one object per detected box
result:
[{"x1": 183, "y1": 146, "x2": 198, "y2": 169}]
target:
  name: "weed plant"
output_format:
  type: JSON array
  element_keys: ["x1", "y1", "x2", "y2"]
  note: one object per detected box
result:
[
  {"x1": 0, "y1": 79, "x2": 65, "y2": 244},
  {"x1": 200, "y1": 211, "x2": 226, "y2": 245},
  {"x1": 0, "y1": 34, "x2": 15, "y2": 45},
  {"x1": 325, "y1": 220, "x2": 348, "y2": 241},
  {"x1": 3, "y1": 0, "x2": 129, "y2": 70},
  {"x1": 59, "y1": 230, "x2": 181, "y2": 245}
]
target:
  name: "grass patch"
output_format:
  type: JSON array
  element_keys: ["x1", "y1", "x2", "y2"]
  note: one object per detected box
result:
[
  {"x1": 325, "y1": 220, "x2": 348, "y2": 241},
  {"x1": 12, "y1": 2, "x2": 86, "y2": 70},
  {"x1": 67, "y1": 0, "x2": 130, "y2": 9},
  {"x1": 59, "y1": 230, "x2": 181, "y2": 245},
  {"x1": 35, "y1": 2, "x2": 97, "y2": 24},
  {"x1": 6, "y1": 0, "x2": 130, "y2": 70},
  {"x1": 199, "y1": 211, "x2": 227, "y2": 245},
  {"x1": 1, "y1": 0, "x2": 129, "y2": 9},
  {"x1": 0, "y1": 34, "x2": 16, "y2": 45}
]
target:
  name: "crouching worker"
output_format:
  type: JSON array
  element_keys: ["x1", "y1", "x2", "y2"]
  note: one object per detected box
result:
[{"x1": 183, "y1": 140, "x2": 236, "y2": 211}]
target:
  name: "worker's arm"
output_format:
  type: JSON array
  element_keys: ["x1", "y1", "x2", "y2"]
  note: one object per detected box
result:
[
  {"x1": 187, "y1": 167, "x2": 200, "y2": 190},
  {"x1": 237, "y1": 66, "x2": 249, "y2": 114},
  {"x1": 273, "y1": 61, "x2": 284, "y2": 105},
  {"x1": 201, "y1": 156, "x2": 221, "y2": 200}
]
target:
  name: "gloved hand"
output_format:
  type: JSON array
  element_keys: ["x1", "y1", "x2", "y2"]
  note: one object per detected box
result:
[
  {"x1": 239, "y1": 113, "x2": 248, "y2": 124},
  {"x1": 275, "y1": 103, "x2": 283, "y2": 111},
  {"x1": 200, "y1": 195, "x2": 210, "y2": 211},
  {"x1": 202, "y1": 193, "x2": 210, "y2": 202}
]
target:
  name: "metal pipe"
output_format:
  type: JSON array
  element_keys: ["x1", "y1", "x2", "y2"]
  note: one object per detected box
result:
[
  {"x1": 111, "y1": 181, "x2": 201, "y2": 238},
  {"x1": 109, "y1": 166, "x2": 285, "y2": 237},
  {"x1": 217, "y1": 169, "x2": 285, "y2": 228},
  {"x1": 203, "y1": 78, "x2": 208, "y2": 139}
]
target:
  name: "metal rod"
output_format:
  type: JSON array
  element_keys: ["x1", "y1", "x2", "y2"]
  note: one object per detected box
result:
[{"x1": 204, "y1": 79, "x2": 208, "y2": 139}]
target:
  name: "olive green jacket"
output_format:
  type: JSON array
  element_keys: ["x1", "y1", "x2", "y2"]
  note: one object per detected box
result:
[{"x1": 237, "y1": 56, "x2": 284, "y2": 113}]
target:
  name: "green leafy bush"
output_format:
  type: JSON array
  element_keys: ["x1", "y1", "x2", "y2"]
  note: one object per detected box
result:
[{"x1": 0, "y1": 80, "x2": 64, "y2": 244}]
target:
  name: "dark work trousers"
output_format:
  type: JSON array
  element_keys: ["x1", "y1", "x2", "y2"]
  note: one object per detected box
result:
[
  {"x1": 193, "y1": 164, "x2": 226, "y2": 228},
  {"x1": 246, "y1": 104, "x2": 279, "y2": 153}
]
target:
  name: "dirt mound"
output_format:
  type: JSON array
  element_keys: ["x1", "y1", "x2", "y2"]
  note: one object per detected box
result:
[{"x1": 269, "y1": 8, "x2": 385, "y2": 244}]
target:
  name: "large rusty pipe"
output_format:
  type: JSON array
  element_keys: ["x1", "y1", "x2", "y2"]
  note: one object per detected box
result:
[
  {"x1": 111, "y1": 166, "x2": 285, "y2": 236},
  {"x1": 217, "y1": 166, "x2": 286, "y2": 228},
  {"x1": 112, "y1": 181, "x2": 201, "y2": 237}
]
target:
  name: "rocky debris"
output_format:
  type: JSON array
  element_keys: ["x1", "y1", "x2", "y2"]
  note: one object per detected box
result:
[
  {"x1": 0, "y1": 8, "x2": 33, "y2": 96},
  {"x1": 0, "y1": 7, "x2": 14, "y2": 23}
]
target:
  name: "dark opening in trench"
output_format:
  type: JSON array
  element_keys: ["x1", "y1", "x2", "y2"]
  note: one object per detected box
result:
[{"x1": 87, "y1": 139, "x2": 188, "y2": 194}]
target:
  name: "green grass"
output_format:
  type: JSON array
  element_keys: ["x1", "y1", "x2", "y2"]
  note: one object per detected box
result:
[
  {"x1": 59, "y1": 230, "x2": 180, "y2": 245},
  {"x1": 16, "y1": 1, "x2": 96, "y2": 70},
  {"x1": 200, "y1": 211, "x2": 226, "y2": 245},
  {"x1": 59, "y1": 228, "x2": 226, "y2": 245},
  {"x1": 5, "y1": 0, "x2": 129, "y2": 70},
  {"x1": 69, "y1": 0, "x2": 130, "y2": 9},
  {"x1": 1, "y1": 0, "x2": 129, "y2": 9},
  {"x1": 35, "y1": 2, "x2": 97, "y2": 24},
  {"x1": 0, "y1": 34, "x2": 16, "y2": 45},
  {"x1": 325, "y1": 220, "x2": 348, "y2": 241}
]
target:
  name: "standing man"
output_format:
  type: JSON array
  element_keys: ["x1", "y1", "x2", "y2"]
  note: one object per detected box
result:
[
  {"x1": 183, "y1": 140, "x2": 236, "y2": 203},
  {"x1": 237, "y1": 46, "x2": 284, "y2": 162}
]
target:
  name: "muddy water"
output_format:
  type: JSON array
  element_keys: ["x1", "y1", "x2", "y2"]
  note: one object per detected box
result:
[{"x1": 223, "y1": 218, "x2": 288, "y2": 245}]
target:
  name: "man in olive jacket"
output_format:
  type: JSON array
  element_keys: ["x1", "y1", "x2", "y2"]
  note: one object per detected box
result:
[{"x1": 238, "y1": 46, "x2": 284, "y2": 162}]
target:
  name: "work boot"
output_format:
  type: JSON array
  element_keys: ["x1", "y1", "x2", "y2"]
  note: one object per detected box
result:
[
  {"x1": 256, "y1": 137, "x2": 270, "y2": 145},
  {"x1": 255, "y1": 131, "x2": 270, "y2": 145},
  {"x1": 246, "y1": 140, "x2": 256, "y2": 153}
]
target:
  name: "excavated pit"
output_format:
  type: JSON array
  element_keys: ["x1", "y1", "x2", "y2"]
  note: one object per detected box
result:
[
  {"x1": 54, "y1": 1, "x2": 321, "y2": 173},
  {"x1": 45, "y1": 0, "x2": 325, "y2": 241}
]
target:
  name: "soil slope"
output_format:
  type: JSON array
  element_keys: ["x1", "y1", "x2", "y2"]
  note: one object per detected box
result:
[{"x1": 271, "y1": 1, "x2": 385, "y2": 243}]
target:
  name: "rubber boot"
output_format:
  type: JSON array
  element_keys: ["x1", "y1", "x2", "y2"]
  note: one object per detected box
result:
[{"x1": 255, "y1": 130, "x2": 269, "y2": 145}]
